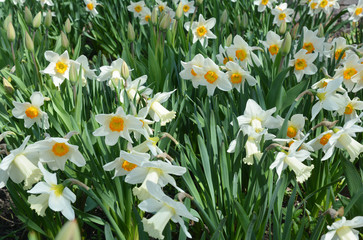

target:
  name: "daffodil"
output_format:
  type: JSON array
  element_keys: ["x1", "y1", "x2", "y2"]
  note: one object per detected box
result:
[
  {"x1": 260, "y1": 31, "x2": 283, "y2": 60},
  {"x1": 37, "y1": 0, "x2": 53, "y2": 7},
  {"x1": 216, "y1": 45, "x2": 234, "y2": 66},
  {"x1": 41, "y1": 50, "x2": 72, "y2": 87},
  {"x1": 321, "y1": 216, "x2": 363, "y2": 240},
  {"x1": 254, "y1": 0, "x2": 276, "y2": 12},
  {"x1": 103, "y1": 150, "x2": 150, "y2": 179},
  {"x1": 271, "y1": 3, "x2": 294, "y2": 27},
  {"x1": 308, "y1": 130, "x2": 334, "y2": 154},
  {"x1": 127, "y1": 1, "x2": 146, "y2": 18},
  {"x1": 74, "y1": 55, "x2": 97, "y2": 86},
  {"x1": 334, "y1": 53, "x2": 363, "y2": 92},
  {"x1": 28, "y1": 163, "x2": 76, "y2": 220},
  {"x1": 26, "y1": 137, "x2": 86, "y2": 171},
  {"x1": 286, "y1": 114, "x2": 305, "y2": 139},
  {"x1": 0, "y1": 136, "x2": 42, "y2": 189},
  {"x1": 225, "y1": 61, "x2": 257, "y2": 92},
  {"x1": 132, "y1": 107, "x2": 155, "y2": 140},
  {"x1": 84, "y1": 0, "x2": 99, "y2": 16},
  {"x1": 93, "y1": 107, "x2": 144, "y2": 145},
  {"x1": 180, "y1": 54, "x2": 206, "y2": 88},
  {"x1": 139, "y1": 181, "x2": 198, "y2": 239},
  {"x1": 327, "y1": 37, "x2": 350, "y2": 61},
  {"x1": 120, "y1": 75, "x2": 152, "y2": 104},
  {"x1": 289, "y1": 49, "x2": 318, "y2": 82},
  {"x1": 348, "y1": 1, "x2": 363, "y2": 22},
  {"x1": 352, "y1": 67, "x2": 363, "y2": 92},
  {"x1": 98, "y1": 58, "x2": 131, "y2": 90},
  {"x1": 336, "y1": 93, "x2": 363, "y2": 122},
  {"x1": 301, "y1": 26, "x2": 325, "y2": 55},
  {"x1": 139, "y1": 7, "x2": 152, "y2": 25},
  {"x1": 155, "y1": 0, "x2": 172, "y2": 13},
  {"x1": 12, "y1": 92, "x2": 49, "y2": 129},
  {"x1": 227, "y1": 35, "x2": 262, "y2": 68},
  {"x1": 180, "y1": 0, "x2": 195, "y2": 17},
  {"x1": 184, "y1": 14, "x2": 216, "y2": 45},
  {"x1": 131, "y1": 137, "x2": 162, "y2": 156},
  {"x1": 146, "y1": 90, "x2": 176, "y2": 126}
]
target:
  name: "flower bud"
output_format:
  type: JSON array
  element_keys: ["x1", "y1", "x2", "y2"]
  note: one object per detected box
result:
[
  {"x1": 175, "y1": 2, "x2": 183, "y2": 19},
  {"x1": 221, "y1": 10, "x2": 228, "y2": 25},
  {"x1": 291, "y1": 23, "x2": 299, "y2": 40},
  {"x1": 44, "y1": 10, "x2": 52, "y2": 28},
  {"x1": 24, "y1": 7, "x2": 33, "y2": 26},
  {"x1": 7, "y1": 22, "x2": 16, "y2": 42},
  {"x1": 33, "y1": 12, "x2": 42, "y2": 28},
  {"x1": 65, "y1": 18, "x2": 71, "y2": 33},
  {"x1": 3, "y1": 78, "x2": 14, "y2": 94},
  {"x1": 196, "y1": 0, "x2": 203, "y2": 6},
  {"x1": 279, "y1": 21, "x2": 286, "y2": 35},
  {"x1": 317, "y1": 23, "x2": 324, "y2": 38},
  {"x1": 25, "y1": 31, "x2": 34, "y2": 52},
  {"x1": 4, "y1": 14, "x2": 12, "y2": 29},
  {"x1": 61, "y1": 31, "x2": 69, "y2": 49},
  {"x1": 127, "y1": 22, "x2": 135, "y2": 42},
  {"x1": 55, "y1": 220, "x2": 81, "y2": 240},
  {"x1": 159, "y1": 13, "x2": 171, "y2": 31},
  {"x1": 226, "y1": 34, "x2": 233, "y2": 47},
  {"x1": 69, "y1": 62, "x2": 78, "y2": 85},
  {"x1": 151, "y1": 7, "x2": 158, "y2": 25},
  {"x1": 280, "y1": 32, "x2": 291, "y2": 56},
  {"x1": 121, "y1": 61, "x2": 129, "y2": 80},
  {"x1": 242, "y1": 12, "x2": 248, "y2": 29}
]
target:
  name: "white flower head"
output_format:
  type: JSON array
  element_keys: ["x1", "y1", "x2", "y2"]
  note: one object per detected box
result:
[
  {"x1": 216, "y1": 45, "x2": 234, "y2": 66},
  {"x1": 302, "y1": 26, "x2": 325, "y2": 55},
  {"x1": 93, "y1": 107, "x2": 144, "y2": 145},
  {"x1": 184, "y1": 14, "x2": 217, "y2": 45},
  {"x1": 227, "y1": 35, "x2": 262, "y2": 68},
  {"x1": 271, "y1": 3, "x2": 294, "y2": 26},
  {"x1": 75, "y1": 55, "x2": 97, "y2": 86},
  {"x1": 321, "y1": 216, "x2": 363, "y2": 240},
  {"x1": 28, "y1": 162, "x2": 76, "y2": 220},
  {"x1": 98, "y1": 58, "x2": 131, "y2": 90},
  {"x1": 180, "y1": 54, "x2": 206, "y2": 88},
  {"x1": 156, "y1": 0, "x2": 172, "y2": 13},
  {"x1": 147, "y1": 90, "x2": 176, "y2": 126},
  {"x1": 334, "y1": 53, "x2": 363, "y2": 92},
  {"x1": 336, "y1": 93, "x2": 363, "y2": 122},
  {"x1": 260, "y1": 31, "x2": 283, "y2": 61},
  {"x1": 286, "y1": 114, "x2": 305, "y2": 139},
  {"x1": 84, "y1": 0, "x2": 99, "y2": 15},
  {"x1": 180, "y1": 0, "x2": 195, "y2": 17},
  {"x1": 139, "y1": 181, "x2": 198, "y2": 239},
  {"x1": 139, "y1": 7, "x2": 152, "y2": 25},
  {"x1": 120, "y1": 75, "x2": 152, "y2": 104},
  {"x1": 127, "y1": 1, "x2": 146, "y2": 18},
  {"x1": 225, "y1": 61, "x2": 257, "y2": 92},
  {"x1": 131, "y1": 137, "x2": 162, "y2": 156},
  {"x1": 12, "y1": 92, "x2": 49, "y2": 129},
  {"x1": 41, "y1": 51, "x2": 71, "y2": 87},
  {"x1": 254, "y1": 0, "x2": 277, "y2": 12},
  {"x1": 37, "y1": 0, "x2": 53, "y2": 7},
  {"x1": 289, "y1": 49, "x2": 318, "y2": 82},
  {"x1": 348, "y1": 2, "x2": 363, "y2": 22}
]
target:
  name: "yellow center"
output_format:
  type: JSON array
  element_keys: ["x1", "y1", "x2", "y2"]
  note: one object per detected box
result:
[
  {"x1": 135, "y1": 5, "x2": 142, "y2": 13},
  {"x1": 334, "y1": 49, "x2": 346, "y2": 60},
  {"x1": 287, "y1": 126, "x2": 297, "y2": 138},
  {"x1": 344, "y1": 103, "x2": 354, "y2": 114},
  {"x1": 149, "y1": 137, "x2": 160, "y2": 146},
  {"x1": 158, "y1": 5, "x2": 164, "y2": 12},
  {"x1": 320, "y1": 0, "x2": 328, "y2": 8},
  {"x1": 322, "y1": 81, "x2": 328, "y2": 88},
  {"x1": 303, "y1": 42, "x2": 315, "y2": 54},
  {"x1": 261, "y1": 0, "x2": 268, "y2": 5},
  {"x1": 295, "y1": 59, "x2": 307, "y2": 70},
  {"x1": 51, "y1": 184, "x2": 65, "y2": 197},
  {"x1": 223, "y1": 57, "x2": 233, "y2": 65},
  {"x1": 145, "y1": 15, "x2": 151, "y2": 22},
  {"x1": 230, "y1": 73, "x2": 242, "y2": 84},
  {"x1": 191, "y1": 69, "x2": 197, "y2": 76},
  {"x1": 317, "y1": 92, "x2": 326, "y2": 101},
  {"x1": 311, "y1": 3, "x2": 317, "y2": 9},
  {"x1": 279, "y1": 13, "x2": 286, "y2": 20},
  {"x1": 319, "y1": 133, "x2": 332, "y2": 145},
  {"x1": 196, "y1": 26, "x2": 207, "y2": 37},
  {"x1": 122, "y1": 160, "x2": 137, "y2": 171},
  {"x1": 268, "y1": 44, "x2": 279, "y2": 55},
  {"x1": 183, "y1": 5, "x2": 190, "y2": 12},
  {"x1": 343, "y1": 68, "x2": 357, "y2": 80},
  {"x1": 87, "y1": 3, "x2": 94, "y2": 10},
  {"x1": 25, "y1": 106, "x2": 39, "y2": 119},
  {"x1": 52, "y1": 143, "x2": 69, "y2": 157},
  {"x1": 109, "y1": 116, "x2": 125, "y2": 132},
  {"x1": 55, "y1": 61, "x2": 68, "y2": 74},
  {"x1": 204, "y1": 71, "x2": 218, "y2": 84},
  {"x1": 355, "y1": 7, "x2": 363, "y2": 15},
  {"x1": 236, "y1": 49, "x2": 247, "y2": 61}
]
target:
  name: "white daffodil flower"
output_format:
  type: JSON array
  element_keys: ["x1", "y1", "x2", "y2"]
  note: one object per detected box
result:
[
  {"x1": 131, "y1": 137, "x2": 162, "y2": 156},
  {"x1": 126, "y1": 160, "x2": 186, "y2": 200},
  {"x1": 286, "y1": 114, "x2": 305, "y2": 139},
  {"x1": 139, "y1": 181, "x2": 198, "y2": 239},
  {"x1": 120, "y1": 75, "x2": 152, "y2": 103},
  {"x1": 334, "y1": 53, "x2": 363, "y2": 92},
  {"x1": 308, "y1": 0, "x2": 321, "y2": 16},
  {"x1": 28, "y1": 163, "x2": 76, "y2": 220},
  {"x1": 348, "y1": 1, "x2": 363, "y2": 22},
  {"x1": 26, "y1": 137, "x2": 86, "y2": 171},
  {"x1": 74, "y1": 55, "x2": 97, "y2": 86},
  {"x1": 28, "y1": 193, "x2": 49, "y2": 216},
  {"x1": 336, "y1": 93, "x2": 363, "y2": 122},
  {"x1": 225, "y1": 61, "x2": 257, "y2": 93},
  {"x1": 242, "y1": 126, "x2": 271, "y2": 165},
  {"x1": 184, "y1": 14, "x2": 217, "y2": 45},
  {"x1": 352, "y1": 68, "x2": 363, "y2": 92},
  {"x1": 180, "y1": 0, "x2": 195, "y2": 17},
  {"x1": 271, "y1": 3, "x2": 294, "y2": 27},
  {"x1": 37, "y1": 0, "x2": 53, "y2": 7},
  {"x1": 146, "y1": 90, "x2": 176, "y2": 126},
  {"x1": 254, "y1": 0, "x2": 276, "y2": 12},
  {"x1": 41, "y1": 50, "x2": 71, "y2": 87},
  {"x1": 311, "y1": 77, "x2": 344, "y2": 120},
  {"x1": 180, "y1": 54, "x2": 206, "y2": 88},
  {"x1": 132, "y1": 107, "x2": 155, "y2": 140},
  {"x1": 156, "y1": 0, "x2": 172, "y2": 13},
  {"x1": 12, "y1": 92, "x2": 49, "y2": 129},
  {"x1": 84, "y1": 0, "x2": 99, "y2": 16},
  {"x1": 321, "y1": 216, "x2": 363, "y2": 240},
  {"x1": 0, "y1": 136, "x2": 42, "y2": 189},
  {"x1": 302, "y1": 26, "x2": 325, "y2": 55},
  {"x1": 216, "y1": 45, "x2": 234, "y2": 66},
  {"x1": 139, "y1": 7, "x2": 152, "y2": 25},
  {"x1": 260, "y1": 31, "x2": 283, "y2": 61},
  {"x1": 227, "y1": 35, "x2": 262, "y2": 68},
  {"x1": 307, "y1": 130, "x2": 334, "y2": 154},
  {"x1": 289, "y1": 49, "x2": 318, "y2": 82},
  {"x1": 270, "y1": 141, "x2": 313, "y2": 183},
  {"x1": 193, "y1": 57, "x2": 232, "y2": 96},
  {"x1": 322, "y1": 118, "x2": 363, "y2": 162},
  {"x1": 103, "y1": 150, "x2": 150, "y2": 179},
  {"x1": 127, "y1": 1, "x2": 146, "y2": 18},
  {"x1": 98, "y1": 58, "x2": 131, "y2": 90},
  {"x1": 93, "y1": 107, "x2": 144, "y2": 145},
  {"x1": 11, "y1": 0, "x2": 25, "y2": 5},
  {"x1": 326, "y1": 37, "x2": 350, "y2": 62}
]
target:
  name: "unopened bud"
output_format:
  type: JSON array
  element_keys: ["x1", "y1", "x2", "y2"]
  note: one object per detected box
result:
[
  {"x1": 242, "y1": 12, "x2": 248, "y2": 29},
  {"x1": 65, "y1": 18, "x2": 71, "y2": 33},
  {"x1": 280, "y1": 32, "x2": 291, "y2": 56},
  {"x1": 127, "y1": 22, "x2": 135, "y2": 41},
  {"x1": 221, "y1": 10, "x2": 228, "y2": 25},
  {"x1": 159, "y1": 13, "x2": 171, "y2": 31},
  {"x1": 151, "y1": 7, "x2": 158, "y2": 25},
  {"x1": 279, "y1": 21, "x2": 286, "y2": 35},
  {"x1": 175, "y1": 2, "x2": 183, "y2": 19},
  {"x1": 226, "y1": 34, "x2": 233, "y2": 47},
  {"x1": 196, "y1": 0, "x2": 203, "y2": 6},
  {"x1": 317, "y1": 23, "x2": 324, "y2": 38},
  {"x1": 44, "y1": 10, "x2": 52, "y2": 28},
  {"x1": 24, "y1": 7, "x2": 33, "y2": 26},
  {"x1": 121, "y1": 61, "x2": 129, "y2": 80},
  {"x1": 291, "y1": 23, "x2": 299, "y2": 40},
  {"x1": 61, "y1": 31, "x2": 69, "y2": 48},
  {"x1": 25, "y1": 31, "x2": 34, "y2": 52},
  {"x1": 7, "y1": 22, "x2": 15, "y2": 42},
  {"x1": 69, "y1": 62, "x2": 78, "y2": 85},
  {"x1": 4, "y1": 14, "x2": 12, "y2": 29},
  {"x1": 55, "y1": 220, "x2": 81, "y2": 240},
  {"x1": 3, "y1": 78, "x2": 14, "y2": 94},
  {"x1": 33, "y1": 12, "x2": 42, "y2": 28}
]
